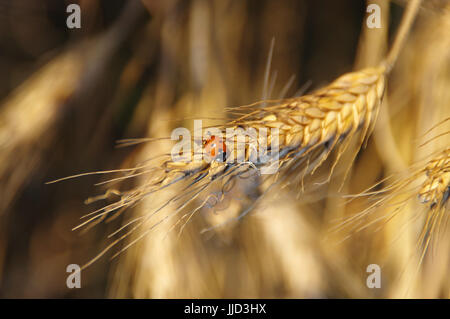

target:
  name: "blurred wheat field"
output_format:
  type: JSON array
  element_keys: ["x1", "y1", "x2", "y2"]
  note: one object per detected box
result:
[{"x1": 0, "y1": 0, "x2": 448, "y2": 298}]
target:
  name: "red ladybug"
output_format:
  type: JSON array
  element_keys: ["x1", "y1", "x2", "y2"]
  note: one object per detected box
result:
[{"x1": 204, "y1": 135, "x2": 227, "y2": 162}]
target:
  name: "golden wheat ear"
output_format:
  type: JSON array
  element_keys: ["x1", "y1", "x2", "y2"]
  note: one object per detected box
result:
[
  {"x1": 52, "y1": 0, "x2": 424, "y2": 271},
  {"x1": 418, "y1": 147, "x2": 450, "y2": 208},
  {"x1": 330, "y1": 126, "x2": 449, "y2": 266},
  {"x1": 415, "y1": 151, "x2": 449, "y2": 263}
]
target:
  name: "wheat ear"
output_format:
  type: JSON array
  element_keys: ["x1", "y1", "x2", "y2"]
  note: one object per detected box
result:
[
  {"x1": 330, "y1": 131, "x2": 449, "y2": 267},
  {"x1": 50, "y1": 0, "x2": 423, "y2": 270},
  {"x1": 418, "y1": 147, "x2": 450, "y2": 208},
  {"x1": 383, "y1": 0, "x2": 422, "y2": 71},
  {"x1": 75, "y1": 60, "x2": 392, "y2": 263},
  {"x1": 415, "y1": 145, "x2": 449, "y2": 256}
]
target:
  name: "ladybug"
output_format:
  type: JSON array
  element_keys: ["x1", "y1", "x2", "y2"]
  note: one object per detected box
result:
[{"x1": 203, "y1": 135, "x2": 227, "y2": 162}]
